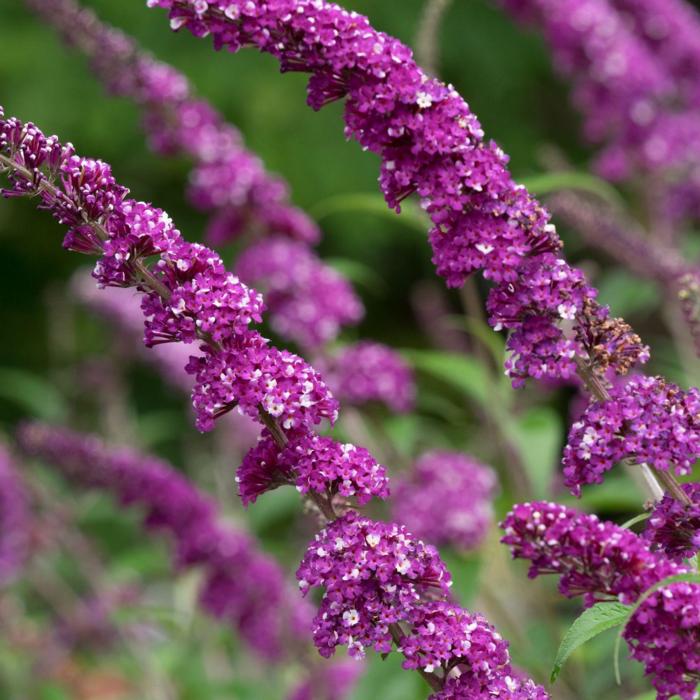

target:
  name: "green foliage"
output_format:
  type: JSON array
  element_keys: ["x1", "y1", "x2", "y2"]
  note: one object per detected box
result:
[{"x1": 551, "y1": 603, "x2": 631, "y2": 682}]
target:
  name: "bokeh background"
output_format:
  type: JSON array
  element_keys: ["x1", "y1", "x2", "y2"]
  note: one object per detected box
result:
[{"x1": 1, "y1": 1, "x2": 698, "y2": 699}]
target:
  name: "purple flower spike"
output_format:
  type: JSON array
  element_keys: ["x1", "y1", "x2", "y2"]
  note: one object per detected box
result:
[
  {"x1": 431, "y1": 673, "x2": 549, "y2": 700},
  {"x1": 17, "y1": 422, "x2": 311, "y2": 661},
  {"x1": 643, "y1": 482, "x2": 700, "y2": 562},
  {"x1": 500, "y1": 501, "x2": 679, "y2": 606},
  {"x1": 501, "y1": 500, "x2": 700, "y2": 698},
  {"x1": 563, "y1": 376, "x2": 700, "y2": 496},
  {"x1": 237, "y1": 430, "x2": 389, "y2": 506},
  {"x1": 392, "y1": 451, "x2": 497, "y2": 550},
  {"x1": 297, "y1": 511, "x2": 452, "y2": 659}
]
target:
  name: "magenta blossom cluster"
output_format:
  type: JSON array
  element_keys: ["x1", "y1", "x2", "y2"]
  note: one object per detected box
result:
[
  {"x1": 643, "y1": 482, "x2": 700, "y2": 562},
  {"x1": 297, "y1": 511, "x2": 452, "y2": 659},
  {"x1": 392, "y1": 451, "x2": 497, "y2": 551},
  {"x1": 0, "y1": 444, "x2": 30, "y2": 586},
  {"x1": 145, "y1": 0, "x2": 651, "y2": 389},
  {"x1": 297, "y1": 511, "x2": 548, "y2": 697},
  {"x1": 501, "y1": 501, "x2": 700, "y2": 699},
  {"x1": 610, "y1": 0, "x2": 700, "y2": 102},
  {"x1": 432, "y1": 674, "x2": 550, "y2": 700},
  {"x1": 562, "y1": 375, "x2": 700, "y2": 496},
  {"x1": 236, "y1": 237, "x2": 363, "y2": 349},
  {"x1": 237, "y1": 430, "x2": 390, "y2": 507},
  {"x1": 17, "y1": 422, "x2": 310, "y2": 660},
  {"x1": 320, "y1": 342, "x2": 415, "y2": 413},
  {"x1": 500, "y1": 0, "x2": 700, "y2": 225},
  {"x1": 501, "y1": 501, "x2": 678, "y2": 605},
  {"x1": 0, "y1": 112, "x2": 339, "y2": 435}
]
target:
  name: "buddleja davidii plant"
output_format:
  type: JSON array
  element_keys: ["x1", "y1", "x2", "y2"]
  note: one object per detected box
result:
[
  {"x1": 0, "y1": 111, "x2": 546, "y2": 698},
  {"x1": 139, "y1": 0, "x2": 700, "y2": 696}
]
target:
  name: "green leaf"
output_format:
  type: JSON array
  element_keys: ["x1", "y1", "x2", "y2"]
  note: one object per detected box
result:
[
  {"x1": 508, "y1": 406, "x2": 563, "y2": 499},
  {"x1": 620, "y1": 512, "x2": 650, "y2": 530},
  {"x1": 325, "y1": 257, "x2": 388, "y2": 295},
  {"x1": 310, "y1": 192, "x2": 429, "y2": 234},
  {"x1": 403, "y1": 350, "x2": 491, "y2": 408},
  {"x1": 613, "y1": 572, "x2": 700, "y2": 684},
  {"x1": 521, "y1": 171, "x2": 625, "y2": 209},
  {"x1": 551, "y1": 602, "x2": 631, "y2": 683},
  {"x1": 0, "y1": 367, "x2": 67, "y2": 421},
  {"x1": 596, "y1": 270, "x2": 659, "y2": 318}
]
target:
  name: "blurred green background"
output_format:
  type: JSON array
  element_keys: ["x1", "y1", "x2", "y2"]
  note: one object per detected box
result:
[{"x1": 0, "y1": 1, "x2": 697, "y2": 699}]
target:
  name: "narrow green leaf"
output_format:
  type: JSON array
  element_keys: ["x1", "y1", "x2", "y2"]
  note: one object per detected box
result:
[
  {"x1": 551, "y1": 602, "x2": 631, "y2": 683},
  {"x1": 310, "y1": 192, "x2": 429, "y2": 233},
  {"x1": 521, "y1": 171, "x2": 625, "y2": 209},
  {"x1": 508, "y1": 406, "x2": 563, "y2": 499},
  {"x1": 403, "y1": 350, "x2": 490, "y2": 407},
  {"x1": 325, "y1": 257, "x2": 388, "y2": 295},
  {"x1": 620, "y1": 512, "x2": 650, "y2": 530},
  {"x1": 613, "y1": 572, "x2": 700, "y2": 684},
  {"x1": 0, "y1": 367, "x2": 67, "y2": 421}
]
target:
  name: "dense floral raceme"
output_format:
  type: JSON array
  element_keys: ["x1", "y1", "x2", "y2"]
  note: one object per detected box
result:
[
  {"x1": 0, "y1": 110, "x2": 339, "y2": 435},
  {"x1": 643, "y1": 482, "x2": 700, "y2": 562},
  {"x1": 16, "y1": 422, "x2": 310, "y2": 660},
  {"x1": 297, "y1": 512, "x2": 547, "y2": 695},
  {"x1": 399, "y1": 602, "x2": 509, "y2": 674},
  {"x1": 501, "y1": 501, "x2": 700, "y2": 699},
  {"x1": 237, "y1": 430, "x2": 390, "y2": 506},
  {"x1": 145, "y1": 0, "x2": 652, "y2": 389},
  {"x1": 392, "y1": 451, "x2": 497, "y2": 550},
  {"x1": 235, "y1": 237, "x2": 363, "y2": 349},
  {"x1": 430, "y1": 673, "x2": 550, "y2": 700},
  {"x1": 499, "y1": 0, "x2": 700, "y2": 226},
  {"x1": 500, "y1": 501, "x2": 679, "y2": 605},
  {"x1": 562, "y1": 375, "x2": 700, "y2": 496},
  {"x1": 320, "y1": 342, "x2": 415, "y2": 413},
  {"x1": 297, "y1": 511, "x2": 452, "y2": 659},
  {"x1": 0, "y1": 444, "x2": 30, "y2": 585}
]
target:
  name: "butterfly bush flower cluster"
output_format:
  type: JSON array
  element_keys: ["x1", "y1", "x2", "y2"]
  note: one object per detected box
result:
[
  {"x1": 16, "y1": 421, "x2": 310, "y2": 660},
  {"x1": 235, "y1": 237, "x2": 363, "y2": 349},
  {"x1": 499, "y1": 0, "x2": 700, "y2": 223},
  {"x1": 320, "y1": 341, "x2": 415, "y2": 413},
  {"x1": 392, "y1": 451, "x2": 497, "y2": 551},
  {"x1": 643, "y1": 482, "x2": 700, "y2": 562},
  {"x1": 0, "y1": 444, "x2": 30, "y2": 586},
  {"x1": 501, "y1": 502, "x2": 700, "y2": 699},
  {"x1": 30, "y1": 0, "x2": 364, "y2": 353},
  {"x1": 0, "y1": 104, "x2": 548, "y2": 695},
  {"x1": 237, "y1": 430, "x2": 390, "y2": 506},
  {"x1": 146, "y1": 0, "x2": 650, "y2": 391},
  {"x1": 562, "y1": 375, "x2": 700, "y2": 496}
]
